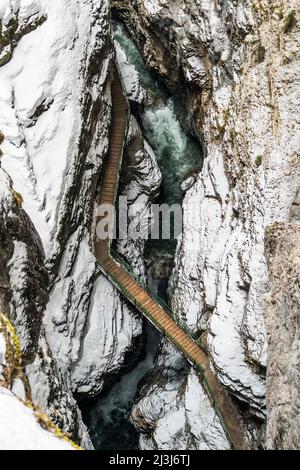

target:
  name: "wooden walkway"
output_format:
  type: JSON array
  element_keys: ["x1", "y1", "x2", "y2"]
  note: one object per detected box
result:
[{"x1": 94, "y1": 69, "x2": 248, "y2": 450}]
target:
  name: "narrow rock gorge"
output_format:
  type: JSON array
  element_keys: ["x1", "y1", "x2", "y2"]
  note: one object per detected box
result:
[{"x1": 0, "y1": 0, "x2": 299, "y2": 451}]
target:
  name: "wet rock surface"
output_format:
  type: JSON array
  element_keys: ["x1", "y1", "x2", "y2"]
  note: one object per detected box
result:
[
  {"x1": 0, "y1": 0, "x2": 146, "y2": 448},
  {"x1": 113, "y1": 0, "x2": 300, "y2": 449},
  {"x1": 0, "y1": 0, "x2": 299, "y2": 451}
]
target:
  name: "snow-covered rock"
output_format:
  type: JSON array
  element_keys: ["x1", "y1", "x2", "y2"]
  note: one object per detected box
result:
[
  {"x1": 116, "y1": 115, "x2": 162, "y2": 274},
  {"x1": 70, "y1": 273, "x2": 143, "y2": 395},
  {"x1": 0, "y1": 0, "x2": 151, "y2": 447},
  {"x1": 0, "y1": 160, "x2": 90, "y2": 446},
  {"x1": 131, "y1": 341, "x2": 230, "y2": 450},
  {"x1": 0, "y1": 387, "x2": 75, "y2": 450},
  {"x1": 0, "y1": 311, "x2": 76, "y2": 450},
  {"x1": 0, "y1": 0, "x2": 299, "y2": 451},
  {"x1": 0, "y1": 0, "x2": 163, "y2": 448},
  {"x1": 115, "y1": 43, "x2": 148, "y2": 104},
  {"x1": 0, "y1": 0, "x2": 47, "y2": 67},
  {"x1": 113, "y1": 0, "x2": 300, "y2": 449}
]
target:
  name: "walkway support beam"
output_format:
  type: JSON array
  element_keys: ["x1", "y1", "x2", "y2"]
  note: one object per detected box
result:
[{"x1": 94, "y1": 66, "x2": 248, "y2": 450}]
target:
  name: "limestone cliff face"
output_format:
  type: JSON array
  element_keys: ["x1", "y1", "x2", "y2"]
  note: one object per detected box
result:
[
  {"x1": 113, "y1": 0, "x2": 300, "y2": 449},
  {"x1": 0, "y1": 0, "x2": 299, "y2": 451},
  {"x1": 0, "y1": 0, "x2": 154, "y2": 448},
  {"x1": 0, "y1": 0, "x2": 163, "y2": 449},
  {"x1": 0, "y1": 311, "x2": 77, "y2": 450},
  {"x1": 264, "y1": 223, "x2": 300, "y2": 449}
]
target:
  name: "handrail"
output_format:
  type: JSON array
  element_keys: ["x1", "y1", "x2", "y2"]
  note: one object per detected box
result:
[
  {"x1": 108, "y1": 61, "x2": 131, "y2": 215},
  {"x1": 94, "y1": 63, "x2": 247, "y2": 450},
  {"x1": 96, "y1": 260, "x2": 234, "y2": 449},
  {"x1": 110, "y1": 247, "x2": 208, "y2": 348}
]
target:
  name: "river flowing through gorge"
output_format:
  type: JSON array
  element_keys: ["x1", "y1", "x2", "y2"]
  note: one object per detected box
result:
[
  {"x1": 79, "y1": 21, "x2": 203, "y2": 451},
  {"x1": 114, "y1": 22, "x2": 203, "y2": 300},
  {"x1": 0, "y1": 0, "x2": 298, "y2": 451}
]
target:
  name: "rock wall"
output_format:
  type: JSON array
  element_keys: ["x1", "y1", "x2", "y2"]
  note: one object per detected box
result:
[
  {"x1": 0, "y1": 0, "x2": 157, "y2": 448},
  {"x1": 113, "y1": 0, "x2": 300, "y2": 449},
  {"x1": 131, "y1": 340, "x2": 230, "y2": 450},
  {"x1": 0, "y1": 166, "x2": 48, "y2": 361},
  {"x1": 0, "y1": 311, "x2": 77, "y2": 450},
  {"x1": 264, "y1": 223, "x2": 300, "y2": 449},
  {"x1": 0, "y1": 0, "x2": 299, "y2": 450},
  {"x1": 0, "y1": 0, "x2": 163, "y2": 449},
  {"x1": 116, "y1": 113, "x2": 162, "y2": 274}
]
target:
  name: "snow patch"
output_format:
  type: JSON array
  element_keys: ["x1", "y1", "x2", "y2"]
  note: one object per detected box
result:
[{"x1": 0, "y1": 387, "x2": 74, "y2": 450}]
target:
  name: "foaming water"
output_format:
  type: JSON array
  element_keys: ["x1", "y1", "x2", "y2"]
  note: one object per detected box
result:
[
  {"x1": 79, "y1": 323, "x2": 160, "y2": 450},
  {"x1": 114, "y1": 22, "x2": 202, "y2": 207},
  {"x1": 142, "y1": 99, "x2": 201, "y2": 205},
  {"x1": 114, "y1": 22, "x2": 162, "y2": 95},
  {"x1": 80, "y1": 21, "x2": 203, "y2": 451}
]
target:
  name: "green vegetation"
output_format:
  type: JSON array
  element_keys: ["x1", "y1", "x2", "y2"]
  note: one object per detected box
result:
[
  {"x1": 0, "y1": 312, "x2": 22, "y2": 372},
  {"x1": 216, "y1": 109, "x2": 230, "y2": 135},
  {"x1": 277, "y1": 9, "x2": 284, "y2": 20},
  {"x1": 34, "y1": 409, "x2": 82, "y2": 449},
  {"x1": 12, "y1": 190, "x2": 23, "y2": 207},
  {"x1": 283, "y1": 10, "x2": 297, "y2": 34},
  {"x1": 255, "y1": 155, "x2": 263, "y2": 167},
  {"x1": 0, "y1": 312, "x2": 81, "y2": 449}
]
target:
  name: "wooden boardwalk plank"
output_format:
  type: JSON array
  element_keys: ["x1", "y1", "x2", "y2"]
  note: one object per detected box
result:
[{"x1": 93, "y1": 68, "x2": 248, "y2": 451}]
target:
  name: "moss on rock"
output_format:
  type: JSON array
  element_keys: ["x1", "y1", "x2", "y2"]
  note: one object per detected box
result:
[
  {"x1": 0, "y1": 312, "x2": 22, "y2": 384},
  {"x1": 255, "y1": 155, "x2": 263, "y2": 167},
  {"x1": 0, "y1": 312, "x2": 81, "y2": 450}
]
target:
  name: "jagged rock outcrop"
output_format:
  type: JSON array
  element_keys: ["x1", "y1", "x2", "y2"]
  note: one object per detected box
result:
[
  {"x1": 0, "y1": 311, "x2": 77, "y2": 450},
  {"x1": 0, "y1": 0, "x2": 155, "y2": 447},
  {"x1": 264, "y1": 223, "x2": 300, "y2": 449},
  {"x1": 0, "y1": 157, "x2": 91, "y2": 447},
  {"x1": 131, "y1": 340, "x2": 230, "y2": 450},
  {"x1": 0, "y1": 0, "x2": 164, "y2": 449},
  {"x1": 113, "y1": 0, "x2": 300, "y2": 449},
  {"x1": 116, "y1": 42, "x2": 149, "y2": 104},
  {"x1": 0, "y1": 167, "x2": 48, "y2": 361},
  {"x1": 116, "y1": 114, "x2": 162, "y2": 274},
  {"x1": 71, "y1": 44, "x2": 162, "y2": 398}
]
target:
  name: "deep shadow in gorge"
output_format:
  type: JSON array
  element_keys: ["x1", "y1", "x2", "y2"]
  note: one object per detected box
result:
[
  {"x1": 114, "y1": 21, "x2": 204, "y2": 303},
  {"x1": 77, "y1": 18, "x2": 204, "y2": 450},
  {"x1": 77, "y1": 321, "x2": 161, "y2": 450}
]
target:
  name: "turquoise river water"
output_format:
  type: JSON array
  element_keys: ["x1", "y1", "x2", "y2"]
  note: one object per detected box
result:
[{"x1": 79, "y1": 22, "x2": 203, "y2": 451}]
